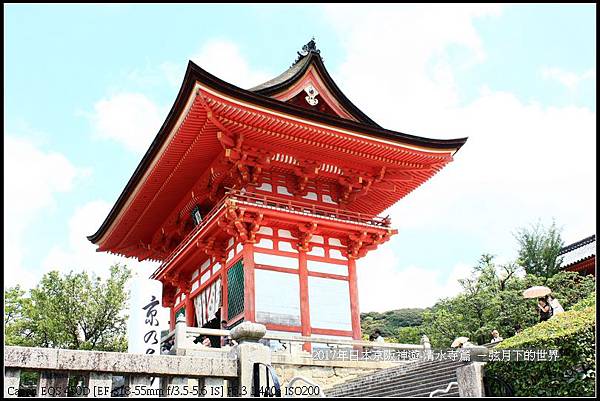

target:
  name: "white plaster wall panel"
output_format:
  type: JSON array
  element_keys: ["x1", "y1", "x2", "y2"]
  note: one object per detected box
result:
[
  {"x1": 307, "y1": 260, "x2": 348, "y2": 276},
  {"x1": 258, "y1": 226, "x2": 273, "y2": 236},
  {"x1": 278, "y1": 229, "x2": 295, "y2": 239},
  {"x1": 254, "y1": 253, "x2": 299, "y2": 269},
  {"x1": 228, "y1": 238, "x2": 234, "y2": 248},
  {"x1": 213, "y1": 263, "x2": 221, "y2": 274},
  {"x1": 311, "y1": 235, "x2": 324, "y2": 244},
  {"x1": 200, "y1": 259, "x2": 211, "y2": 270},
  {"x1": 329, "y1": 238, "x2": 343, "y2": 247},
  {"x1": 322, "y1": 195, "x2": 337, "y2": 204},
  {"x1": 302, "y1": 192, "x2": 318, "y2": 200},
  {"x1": 236, "y1": 242, "x2": 243, "y2": 254},
  {"x1": 257, "y1": 238, "x2": 274, "y2": 249},
  {"x1": 329, "y1": 249, "x2": 347, "y2": 260},
  {"x1": 308, "y1": 277, "x2": 352, "y2": 331},
  {"x1": 278, "y1": 241, "x2": 297, "y2": 253},
  {"x1": 257, "y1": 182, "x2": 272, "y2": 192},
  {"x1": 308, "y1": 246, "x2": 325, "y2": 257},
  {"x1": 255, "y1": 270, "x2": 301, "y2": 326},
  {"x1": 227, "y1": 249, "x2": 234, "y2": 262},
  {"x1": 192, "y1": 280, "x2": 199, "y2": 292},
  {"x1": 192, "y1": 269, "x2": 199, "y2": 280},
  {"x1": 176, "y1": 295, "x2": 181, "y2": 304},
  {"x1": 200, "y1": 270, "x2": 211, "y2": 284},
  {"x1": 277, "y1": 185, "x2": 293, "y2": 196}
]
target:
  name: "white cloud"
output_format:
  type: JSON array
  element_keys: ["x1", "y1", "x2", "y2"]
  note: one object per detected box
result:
[
  {"x1": 89, "y1": 92, "x2": 165, "y2": 154},
  {"x1": 321, "y1": 5, "x2": 596, "y2": 310},
  {"x1": 3, "y1": 135, "x2": 88, "y2": 288},
  {"x1": 190, "y1": 39, "x2": 272, "y2": 89},
  {"x1": 541, "y1": 67, "x2": 596, "y2": 91},
  {"x1": 324, "y1": 4, "x2": 503, "y2": 134},
  {"x1": 357, "y1": 246, "x2": 472, "y2": 312},
  {"x1": 88, "y1": 39, "x2": 271, "y2": 155},
  {"x1": 42, "y1": 200, "x2": 159, "y2": 280}
]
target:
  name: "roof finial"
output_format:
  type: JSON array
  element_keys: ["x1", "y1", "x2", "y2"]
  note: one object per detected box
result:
[{"x1": 293, "y1": 37, "x2": 321, "y2": 65}]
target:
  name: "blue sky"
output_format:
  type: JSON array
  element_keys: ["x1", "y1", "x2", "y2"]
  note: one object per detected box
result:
[{"x1": 4, "y1": 4, "x2": 596, "y2": 311}]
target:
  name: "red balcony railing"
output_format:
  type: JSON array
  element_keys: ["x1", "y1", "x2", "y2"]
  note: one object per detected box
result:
[{"x1": 154, "y1": 189, "x2": 391, "y2": 275}]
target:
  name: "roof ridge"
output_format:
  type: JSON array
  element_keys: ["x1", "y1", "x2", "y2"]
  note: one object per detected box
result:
[{"x1": 559, "y1": 234, "x2": 596, "y2": 255}]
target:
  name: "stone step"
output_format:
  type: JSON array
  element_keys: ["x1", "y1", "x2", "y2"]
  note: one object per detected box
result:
[
  {"x1": 330, "y1": 371, "x2": 458, "y2": 398},
  {"x1": 326, "y1": 358, "x2": 451, "y2": 386},
  {"x1": 327, "y1": 366, "x2": 459, "y2": 393},
  {"x1": 333, "y1": 361, "x2": 465, "y2": 387},
  {"x1": 326, "y1": 361, "x2": 465, "y2": 393},
  {"x1": 363, "y1": 376, "x2": 458, "y2": 398}
]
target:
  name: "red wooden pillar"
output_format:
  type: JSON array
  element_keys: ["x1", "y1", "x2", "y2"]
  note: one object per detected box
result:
[
  {"x1": 243, "y1": 243, "x2": 256, "y2": 322},
  {"x1": 298, "y1": 250, "x2": 312, "y2": 352},
  {"x1": 347, "y1": 257, "x2": 362, "y2": 341},
  {"x1": 185, "y1": 292, "x2": 195, "y2": 327},
  {"x1": 221, "y1": 259, "x2": 228, "y2": 323},
  {"x1": 169, "y1": 306, "x2": 176, "y2": 331}
]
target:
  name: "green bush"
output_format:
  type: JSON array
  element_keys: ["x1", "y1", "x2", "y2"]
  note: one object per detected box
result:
[
  {"x1": 570, "y1": 293, "x2": 596, "y2": 311},
  {"x1": 486, "y1": 303, "x2": 596, "y2": 396}
]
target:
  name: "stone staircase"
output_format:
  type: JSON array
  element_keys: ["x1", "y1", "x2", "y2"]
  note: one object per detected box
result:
[{"x1": 324, "y1": 358, "x2": 467, "y2": 397}]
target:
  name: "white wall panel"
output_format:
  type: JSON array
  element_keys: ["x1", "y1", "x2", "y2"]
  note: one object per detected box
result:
[
  {"x1": 308, "y1": 246, "x2": 325, "y2": 257},
  {"x1": 255, "y1": 270, "x2": 301, "y2": 326},
  {"x1": 307, "y1": 260, "x2": 348, "y2": 276},
  {"x1": 255, "y1": 252, "x2": 299, "y2": 269},
  {"x1": 308, "y1": 277, "x2": 352, "y2": 331},
  {"x1": 329, "y1": 249, "x2": 347, "y2": 260},
  {"x1": 328, "y1": 238, "x2": 343, "y2": 247},
  {"x1": 278, "y1": 241, "x2": 297, "y2": 253},
  {"x1": 257, "y1": 238, "x2": 274, "y2": 249}
]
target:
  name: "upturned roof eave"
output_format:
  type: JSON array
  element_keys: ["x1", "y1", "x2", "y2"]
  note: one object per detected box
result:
[{"x1": 88, "y1": 59, "x2": 468, "y2": 245}]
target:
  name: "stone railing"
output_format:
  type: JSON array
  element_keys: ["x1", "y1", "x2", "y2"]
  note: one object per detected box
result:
[
  {"x1": 160, "y1": 319, "x2": 428, "y2": 390},
  {"x1": 161, "y1": 317, "x2": 428, "y2": 355},
  {"x1": 4, "y1": 346, "x2": 237, "y2": 398},
  {"x1": 4, "y1": 321, "x2": 271, "y2": 398}
]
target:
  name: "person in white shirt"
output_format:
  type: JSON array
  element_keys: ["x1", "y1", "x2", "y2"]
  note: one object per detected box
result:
[
  {"x1": 490, "y1": 329, "x2": 503, "y2": 343},
  {"x1": 373, "y1": 329, "x2": 385, "y2": 343},
  {"x1": 548, "y1": 295, "x2": 565, "y2": 317}
]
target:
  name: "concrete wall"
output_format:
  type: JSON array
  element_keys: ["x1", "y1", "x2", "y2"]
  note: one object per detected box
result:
[{"x1": 271, "y1": 351, "x2": 398, "y2": 390}]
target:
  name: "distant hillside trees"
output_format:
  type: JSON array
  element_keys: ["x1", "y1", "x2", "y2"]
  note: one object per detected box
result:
[{"x1": 360, "y1": 221, "x2": 595, "y2": 348}]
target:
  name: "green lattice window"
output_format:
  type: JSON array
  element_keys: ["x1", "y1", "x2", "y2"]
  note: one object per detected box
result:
[
  {"x1": 175, "y1": 307, "x2": 185, "y2": 321},
  {"x1": 227, "y1": 259, "x2": 245, "y2": 319}
]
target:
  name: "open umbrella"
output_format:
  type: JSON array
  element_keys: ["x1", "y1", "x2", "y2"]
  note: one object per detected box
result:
[
  {"x1": 451, "y1": 337, "x2": 469, "y2": 348},
  {"x1": 522, "y1": 286, "x2": 551, "y2": 299}
]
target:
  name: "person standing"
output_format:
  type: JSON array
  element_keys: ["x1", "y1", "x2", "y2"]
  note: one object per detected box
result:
[
  {"x1": 373, "y1": 329, "x2": 385, "y2": 343},
  {"x1": 490, "y1": 329, "x2": 503, "y2": 343},
  {"x1": 538, "y1": 296, "x2": 553, "y2": 322},
  {"x1": 548, "y1": 295, "x2": 565, "y2": 317}
]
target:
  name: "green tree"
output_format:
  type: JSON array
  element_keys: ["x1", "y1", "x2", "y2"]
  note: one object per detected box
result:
[
  {"x1": 515, "y1": 221, "x2": 564, "y2": 278},
  {"x1": 4, "y1": 264, "x2": 132, "y2": 352}
]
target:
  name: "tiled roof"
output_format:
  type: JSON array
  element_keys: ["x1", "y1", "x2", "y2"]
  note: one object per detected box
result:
[{"x1": 559, "y1": 235, "x2": 596, "y2": 268}]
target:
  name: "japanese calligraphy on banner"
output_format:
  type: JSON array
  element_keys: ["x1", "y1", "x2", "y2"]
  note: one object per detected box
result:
[
  {"x1": 127, "y1": 278, "x2": 164, "y2": 388},
  {"x1": 194, "y1": 278, "x2": 222, "y2": 327},
  {"x1": 128, "y1": 278, "x2": 163, "y2": 355}
]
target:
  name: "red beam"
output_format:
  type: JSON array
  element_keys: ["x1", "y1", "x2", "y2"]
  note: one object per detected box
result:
[
  {"x1": 298, "y1": 250, "x2": 312, "y2": 352},
  {"x1": 243, "y1": 243, "x2": 256, "y2": 322},
  {"x1": 265, "y1": 323, "x2": 302, "y2": 333},
  {"x1": 311, "y1": 328, "x2": 354, "y2": 337},
  {"x1": 347, "y1": 258, "x2": 362, "y2": 340}
]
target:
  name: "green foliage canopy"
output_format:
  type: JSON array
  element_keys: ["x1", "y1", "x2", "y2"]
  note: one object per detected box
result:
[
  {"x1": 515, "y1": 221, "x2": 564, "y2": 278},
  {"x1": 4, "y1": 264, "x2": 132, "y2": 352}
]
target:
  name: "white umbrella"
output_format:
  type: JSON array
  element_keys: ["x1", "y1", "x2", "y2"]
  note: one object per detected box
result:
[
  {"x1": 522, "y1": 286, "x2": 551, "y2": 299},
  {"x1": 451, "y1": 337, "x2": 469, "y2": 348}
]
